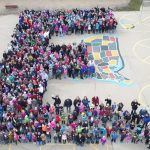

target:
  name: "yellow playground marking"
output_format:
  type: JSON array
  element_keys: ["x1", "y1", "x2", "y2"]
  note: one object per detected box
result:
[
  {"x1": 102, "y1": 40, "x2": 113, "y2": 45},
  {"x1": 119, "y1": 14, "x2": 138, "y2": 29},
  {"x1": 109, "y1": 60, "x2": 117, "y2": 65},
  {"x1": 93, "y1": 53, "x2": 101, "y2": 60},
  {"x1": 46, "y1": 143, "x2": 76, "y2": 150},
  {"x1": 111, "y1": 51, "x2": 118, "y2": 57},
  {"x1": 138, "y1": 84, "x2": 150, "y2": 106},
  {"x1": 133, "y1": 38, "x2": 150, "y2": 64},
  {"x1": 91, "y1": 144, "x2": 110, "y2": 150},
  {"x1": 104, "y1": 68, "x2": 110, "y2": 74},
  {"x1": 84, "y1": 35, "x2": 103, "y2": 43},
  {"x1": 8, "y1": 144, "x2": 11, "y2": 150},
  {"x1": 119, "y1": 13, "x2": 150, "y2": 30},
  {"x1": 91, "y1": 144, "x2": 99, "y2": 150},
  {"x1": 144, "y1": 56, "x2": 150, "y2": 62}
]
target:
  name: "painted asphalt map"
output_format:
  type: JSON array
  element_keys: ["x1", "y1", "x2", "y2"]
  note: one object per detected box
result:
[{"x1": 84, "y1": 35, "x2": 131, "y2": 86}]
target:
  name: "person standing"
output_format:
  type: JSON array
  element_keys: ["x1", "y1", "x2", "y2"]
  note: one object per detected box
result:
[
  {"x1": 92, "y1": 96, "x2": 99, "y2": 106},
  {"x1": 117, "y1": 102, "x2": 124, "y2": 112},
  {"x1": 73, "y1": 97, "x2": 81, "y2": 111},
  {"x1": 111, "y1": 131, "x2": 118, "y2": 143},
  {"x1": 62, "y1": 132, "x2": 67, "y2": 144},
  {"x1": 105, "y1": 96, "x2": 112, "y2": 106},
  {"x1": 131, "y1": 100, "x2": 140, "y2": 114},
  {"x1": 52, "y1": 95, "x2": 61, "y2": 114},
  {"x1": 82, "y1": 96, "x2": 90, "y2": 108},
  {"x1": 64, "y1": 99, "x2": 72, "y2": 113}
]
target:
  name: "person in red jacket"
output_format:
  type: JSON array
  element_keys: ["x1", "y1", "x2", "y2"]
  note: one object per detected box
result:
[
  {"x1": 106, "y1": 126, "x2": 113, "y2": 137},
  {"x1": 92, "y1": 96, "x2": 99, "y2": 106},
  {"x1": 55, "y1": 114, "x2": 61, "y2": 124}
]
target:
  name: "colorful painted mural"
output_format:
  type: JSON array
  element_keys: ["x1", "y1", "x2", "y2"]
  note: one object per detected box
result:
[{"x1": 84, "y1": 35, "x2": 131, "y2": 85}]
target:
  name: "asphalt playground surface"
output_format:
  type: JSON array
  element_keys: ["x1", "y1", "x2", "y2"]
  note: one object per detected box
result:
[
  {"x1": 0, "y1": 142, "x2": 147, "y2": 150},
  {"x1": 0, "y1": 3, "x2": 150, "y2": 150},
  {"x1": 43, "y1": 10, "x2": 150, "y2": 111}
]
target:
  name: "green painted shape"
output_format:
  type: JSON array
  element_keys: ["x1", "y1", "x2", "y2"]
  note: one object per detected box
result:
[
  {"x1": 100, "y1": 52, "x2": 105, "y2": 58},
  {"x1": 92, "y1": 42, "x2": 101, "y2": 46}
]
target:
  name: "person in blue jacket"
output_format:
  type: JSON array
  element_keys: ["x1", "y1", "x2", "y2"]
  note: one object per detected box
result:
[
  {"x1": 111, "y1": 131, "x2": 118, "y2": 143},
  {"x1": 143, "y1": 114, "x2": 150, "y2": 126},
  {"x1": 82, "y1": 96, "x2": 90, "y2": 108},
  {"x1": 0, "y1": 105, "x2": 3, "y2": 122}
]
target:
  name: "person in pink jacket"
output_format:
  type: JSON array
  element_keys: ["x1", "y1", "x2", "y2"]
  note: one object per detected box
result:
[{"x1": 100, "y1": 136, "x2": 107, "y2": 145}]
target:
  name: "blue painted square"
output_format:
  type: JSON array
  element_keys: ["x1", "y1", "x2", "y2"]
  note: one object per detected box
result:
[
  {"x1": 102, "y1": 57, "x2": 109, "y2": 62},
  {"x1": 103, "y1": 36, "x2": 109, "y2": 41},
  {"x1": 92, "y1": 39, "x2": 102, "y2": 43},
  {"x1": 95, "y1": 60, "x2": 101, "y2": 64},
  {"x1": 108, "y1": 43, "x2": 117, "y2": 50},
  {"x1": 93, "y1": 46, "x2": 100, "y2": 52},
  {"x1": 101, "y1": 45, "x2": 108, "y2": 51}
]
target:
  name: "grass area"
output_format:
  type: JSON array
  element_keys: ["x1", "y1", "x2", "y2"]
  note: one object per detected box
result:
[{"x1": 116, "y1": 0, "x2": 143, "y2": 11}]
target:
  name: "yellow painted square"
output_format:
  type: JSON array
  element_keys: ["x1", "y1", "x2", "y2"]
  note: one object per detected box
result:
[
  {"x1": 95, "y1": 35, "x2": 103, "y2": 39},
  {"x1": 84, "y1": 35, "x2": 103, "y2": 43},
  {"x1": 95, "y1": 67, "x2": 99, "y2": 72},
  {"x1": 109, "y1": 60, "x2": 117, "y2": 65},
  {"x1": 104, "y1": 68, "x2": 110, "y2": 73},
  {"x1": 111, "y1": 51, "x2": 118, "y2": 56},
  {"x1": 102, "y1": 40, "x2": 112, "y2": 45},
  {"x1": 93, "y1": 53, "x2": 101, "y2": 60}
]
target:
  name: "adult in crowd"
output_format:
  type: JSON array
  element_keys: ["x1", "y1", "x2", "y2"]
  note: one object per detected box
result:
[
  {"x1": 1, "y1": 6, "x2": 149, "y2": 150},
  {"x1": 48, "y1": 42, "x2": 95, "y2": 80},
  {"x1": 105, "y1": 96, "x2": 112, "y2": 106},
  {"x1": 64, "y1": 98, "x2": 72, "y2": 113},
  {"x1": 131, "y1": 100, "x2": 140, "y2": 114},
  {"x1": 52, "y1": 95, "x2": 61, "y2": 114},
  {"x1": 0, "y1": 93, "x2": 149, "y2": 149},
  {"x1": 92, "y1": 96, "x2": 100, "y2": 106}
]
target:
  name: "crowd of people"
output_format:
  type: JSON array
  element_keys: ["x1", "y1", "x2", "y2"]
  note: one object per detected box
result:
[
  {"x1": 48, "y1": 42, "x2": 95, "y2": 80},
  {"x1": 0, "y1": 94, "x2": 150, "y2": 149},
  {"x1": 38, "y1": 7, "x2": 117, "y2": 37},
  {"x1": 0, "y1": 6, "x2": 149, "y2": 150}
]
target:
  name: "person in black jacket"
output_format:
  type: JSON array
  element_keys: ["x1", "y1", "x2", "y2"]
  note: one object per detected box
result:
[
  {"x1": 76, "y1": 134, "x2": 85, "y2": 146},
  {"x1": 105, "y1": 97, "x2": 112, "y2": 106},
  {"x1": 73, "y1": 96, "x2": 81, "y2": 112},
  {"x1": 52, "y1": 95, "x2": 61, "y2": 114},
  {"x1": 52, "y1": 95, "x2": 61, "y2": 107},
  {"x1": 131, "y1": 100, "x2": 140, "y2": 114},
  {"x1": 64, "y1": 98, "x2": 72, "y2": 113},
  {"x1": 117, "y1": 102, "x2": 124, "y2": 112},
  {"x1": 147, "y1": 135, "x2": 150, "y2": 149}
]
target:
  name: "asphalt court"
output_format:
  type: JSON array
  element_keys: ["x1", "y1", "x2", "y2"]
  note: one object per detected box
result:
[
  {"x1": 119, "y1": 12, "x2": 150, "y2": 29},
  {"x1": 42, "y1": 11, "x2": 150, "y2": 111},
  {"x1": 3, "y1": 143, "x2": 109, "y2": 150},
  {"x1": 0, "y1": 9, "x2": 150, "y2": 150},
  {"x1": 118, "y1": 12, "x2": 150, "y2": 109},
  {"x1": 133, "y1": 38, "x2": 150, "y2": 64},
  {"x1": 1, "y1": 142, "x2": 145, "y2": 150}
]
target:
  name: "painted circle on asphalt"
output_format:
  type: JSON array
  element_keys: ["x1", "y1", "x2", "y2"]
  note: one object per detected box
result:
[
  {"x1": 138, "y1": 84, "x2": 150, "y2": 109},
  {"x1": 119, "y1": 13, "x2": 150, "y2": 29},
  {"x1": 133, "y1": 38, "x2": 150, "y2": 64}
]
